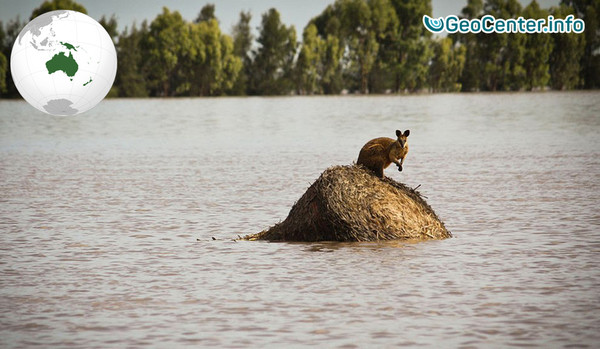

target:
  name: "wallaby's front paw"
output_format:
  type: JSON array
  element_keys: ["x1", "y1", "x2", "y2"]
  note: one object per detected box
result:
[{"x1": 397, "y1": 165, "x2": 403, "y2": 172}]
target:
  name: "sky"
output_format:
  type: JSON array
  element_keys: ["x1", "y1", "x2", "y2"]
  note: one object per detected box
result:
[{"x1": 1, "y1": 0, "x2": 561, "y2": 36}]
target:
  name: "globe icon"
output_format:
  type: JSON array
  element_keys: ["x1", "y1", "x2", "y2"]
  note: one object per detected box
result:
[{"x1": 10, "y1": 10, "x2": 117, "y2": 116}]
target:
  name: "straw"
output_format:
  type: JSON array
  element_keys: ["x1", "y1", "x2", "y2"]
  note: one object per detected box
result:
[{"x1": 243, "y1": 165, "x2": 451, "y2": 242}]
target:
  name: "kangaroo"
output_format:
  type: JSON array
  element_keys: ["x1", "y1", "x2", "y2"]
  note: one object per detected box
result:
[{"x1": 357, "y1": 129, "x2": 410, "y2": 178}]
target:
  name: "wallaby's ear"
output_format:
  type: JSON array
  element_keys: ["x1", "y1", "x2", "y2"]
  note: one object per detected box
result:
[
  {"x1": 403, "y1": 130, "x2": 410, "y2": 137},
  {"x1": 396, "y1": 129, "x2": 402, "y2": 137}
]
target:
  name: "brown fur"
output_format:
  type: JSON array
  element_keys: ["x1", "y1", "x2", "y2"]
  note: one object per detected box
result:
[{"x1": 357, "y1": 129, "x2": 410, "y2": 178}]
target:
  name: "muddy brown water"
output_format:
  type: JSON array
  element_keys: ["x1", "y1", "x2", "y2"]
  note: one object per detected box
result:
[{"x1": 1, "y1": 93, "x2": 599, "y2": 347}]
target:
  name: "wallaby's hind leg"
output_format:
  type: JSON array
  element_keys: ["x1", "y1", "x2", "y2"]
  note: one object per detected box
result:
[{"x1": 374, "y1": 167, "x2": 384, "y2": 178}]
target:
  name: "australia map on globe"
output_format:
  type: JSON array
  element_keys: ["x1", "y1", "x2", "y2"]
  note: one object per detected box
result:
[
  {"x1": 11, "y1": 10, "x2": 117, "y2": 116},
  {"x1": 45, "y1": 42, "x2": 83, "y2": 81}
]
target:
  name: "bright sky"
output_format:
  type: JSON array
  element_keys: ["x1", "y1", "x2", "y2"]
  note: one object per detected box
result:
[{"x1": 1, "y1": 0, "x2": 560, "y2": 36}]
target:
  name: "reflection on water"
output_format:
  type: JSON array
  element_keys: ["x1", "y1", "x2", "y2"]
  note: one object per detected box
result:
[{"x1": 1, "y1": 92, "x2": 599, "y2": 347}]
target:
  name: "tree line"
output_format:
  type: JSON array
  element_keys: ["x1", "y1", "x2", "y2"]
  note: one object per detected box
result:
[{"x1": 0, "y1": 0, "x2": 598, "y2": 98}]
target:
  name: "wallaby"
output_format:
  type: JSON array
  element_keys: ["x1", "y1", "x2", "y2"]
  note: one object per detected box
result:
[{"x1": 357, "y1": 129, "x2": 410, "y2": 178}]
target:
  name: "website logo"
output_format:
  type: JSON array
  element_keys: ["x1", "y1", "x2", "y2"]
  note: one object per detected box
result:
[
  {"x1": 423, "y1": 15, "x2": 444, "y2": 33},
  {"x1": 423, "y1": 14, "x2": 585, "y2": 34}
]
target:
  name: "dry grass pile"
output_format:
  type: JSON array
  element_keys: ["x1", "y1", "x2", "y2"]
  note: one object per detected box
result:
[{"x1": 243, "y1": 165, "x2": 451, "y2": 242}]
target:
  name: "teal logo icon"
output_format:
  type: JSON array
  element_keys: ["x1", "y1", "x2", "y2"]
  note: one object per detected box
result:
[{"x1": 423, "y1": 15, "x2": 444, "y2": 33}]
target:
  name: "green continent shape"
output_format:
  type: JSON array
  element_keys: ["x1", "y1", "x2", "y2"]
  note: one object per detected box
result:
[
  {"x1": 46, "y1": 51, "x2": 78, "y2": 78},
  {"x1": 60, "y1": 41, "x2": 77, "y2": 51}
]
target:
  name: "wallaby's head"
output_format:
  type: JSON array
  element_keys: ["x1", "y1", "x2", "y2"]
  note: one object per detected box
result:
[{"x1": 396, "y1": 129, "x2": 410, "y2": 148}]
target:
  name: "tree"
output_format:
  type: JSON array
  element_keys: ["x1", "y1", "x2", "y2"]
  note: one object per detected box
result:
[
  {"x1": 2, "y1": 0, "x2": 593, "y2": 97},
  {"x1": 429, "y1": 37, "x2": 466, "y2": 92},
  {"x1": 145, "y1": 7, "x2": 192, "y2": 96},
  {"x1": 474, "y1": 0, "x2": 526, "y2": 91},
  {"x1": 231, "y1": 11, "x2": 253, "y2": 95},
  {"x1": 218, "y1": 34, "x2": 243, "y2": 95},
  {"x1": 248, "y1": 8, "x2": 297, "y2": 95},
  {"x1": 195, "y1": 4, "x2": 216, "y2": 23},
  {"x1": 550, "y1": 4, "x2": 586, "y2": 89},
  {"x1": 455, "y1": 0, "x2": 483, "y2": 91},
  {"x1": 0, "y1": 18, "x2": 24, "y2": 97},
  {"x1": 30, "y1": 0, "x2": 87, "y2": 19},
  {"x1": 0, "y1": 51, "x2": 6, "y2": 93},
  {"x1": 339, "y1": 0, "x2": 378, "y2": 93},
  {"x1": 188, "y1": 18, "x2": 241, "y2": 95},
  {"x1": 387, "y1": 0, "x2": 433, "y2": 92},
  {"x1": 456, "y1": 0, "x2": 557, "y2": 91},
  {"x1": 296, "y1": 23, "x2": 324, "y2": 94},
  {"x1": 232, "y1": 11, "x2": 253, "y2": 59},
  {"x1": 115, "y1": 22, "x2": 149, "y2": 97},
  {"x1": 320, "y1": 34, "x2": 344, "y2": 94},
  {"x1": 367, "y1": 0, "x2": 400, "y2": 93},
  {"x1": 560, "y1": 0, "x2": 600, "y2": 88},
  {"x1": 99, "y1": 15, "x2": 119, "y2": 41},
  {"x1": 115, "y1": 5, "x2": 240, "y2": 97},
  {"x1": 100, "y1": 14, "x2": 120, "y2": 97},
  {"x1": 522, "y1": 0, "x2": 553, "y2": 90},
  {"x1": 308, "y1": 0, "x2": 402, "y2": 93},
  {"x1": 307, "y1": 4, "x2": 344, "y2": 93},
  {"x1": 0, "y1": 23, "x2": 6, "y2": 94}
]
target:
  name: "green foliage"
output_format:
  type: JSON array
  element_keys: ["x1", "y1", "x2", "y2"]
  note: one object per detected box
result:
[
  {"x1": 295, "y1": 24, "x2": 323, "y2": 94},
  {"x1": 429, "y1": 37, "x2": 466, "y2": 92},
  {"x1": 145, "y1": 7, "x2": 191, "y2": 96},
  {"x1": 0, "y1": 51, "x2": 7, "y2": 93},
  {"x1": 454, "y1": 0, "x2": 483, "y2": 91},
  {"x1": 232, "y1": 11, "x2": 252, "y2": 59},
  {"x1": 477, "y1": 0, "x2": 526, "y2": 91},
  {"x1": 188, "y1": 18, "x2": 242, "y2": 95},
  {"x1": 307, "y1": 5, "x2": 345, "y2": 93},
  {"x1": 30, "y1": 0, "x2": 87, "y2": 19},
  {"x1": 115, "y1": 22, "x2": 149, "y2": 97},
  {"x1": 348, "y1": 0, "x2": 380, "y2": 93},
  {"x1": 550, "y1": 4, "x2": 586, "y2": 89},
  {"x1": 231, "y1": 11, "x2": 253, "y2": 95},
  {"x1": 308, "y1": 0, "x2": 431, "y2": 93},
  {"x1": 522, "y1": 1, "x2": 553, "y2": 90},
  {"x1": 560, "y1": 0, "x2": 600, "y2": 88},
  {"x1": 195, "y1": 4, "x2": 216, "y2": 23},
  {"x1": 218, "y1": 34, "x2": 243, "y2": 95},
  {"x1": 99, "y1": 15, "x2": 118, "y2": 41},
  {"x1": 0, "y1": 17, "x2": 24, "y2": 98},
  {"x1": 248, "y1": 8, "x2": 297, "y2": 95},
  {"x1": 387, "y1": 0, "x2": 433, "y2": 92},
  {"x1": 140, "y1": 6, "x2": 241, "y2": 96},
  {"x1": 0, "y1": 23, "x2": 6, "y2": 94},
  {"x1": 0, "y1": 0, "x2": 594, "y2": 98},
  {"x1": 462, "y1": 0, "x2": 484, "y2": 18},
  {"x1": 320, "y1": 35, "x2": 344, "y2": 94},
  {"x1": 455, "y1": 0, "x2": 587, "y2": 91}
]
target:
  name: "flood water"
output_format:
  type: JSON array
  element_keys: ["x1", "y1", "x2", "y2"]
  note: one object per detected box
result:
[{"x1": 1, "y1": 92, "x2": 599, "y2": 348}]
